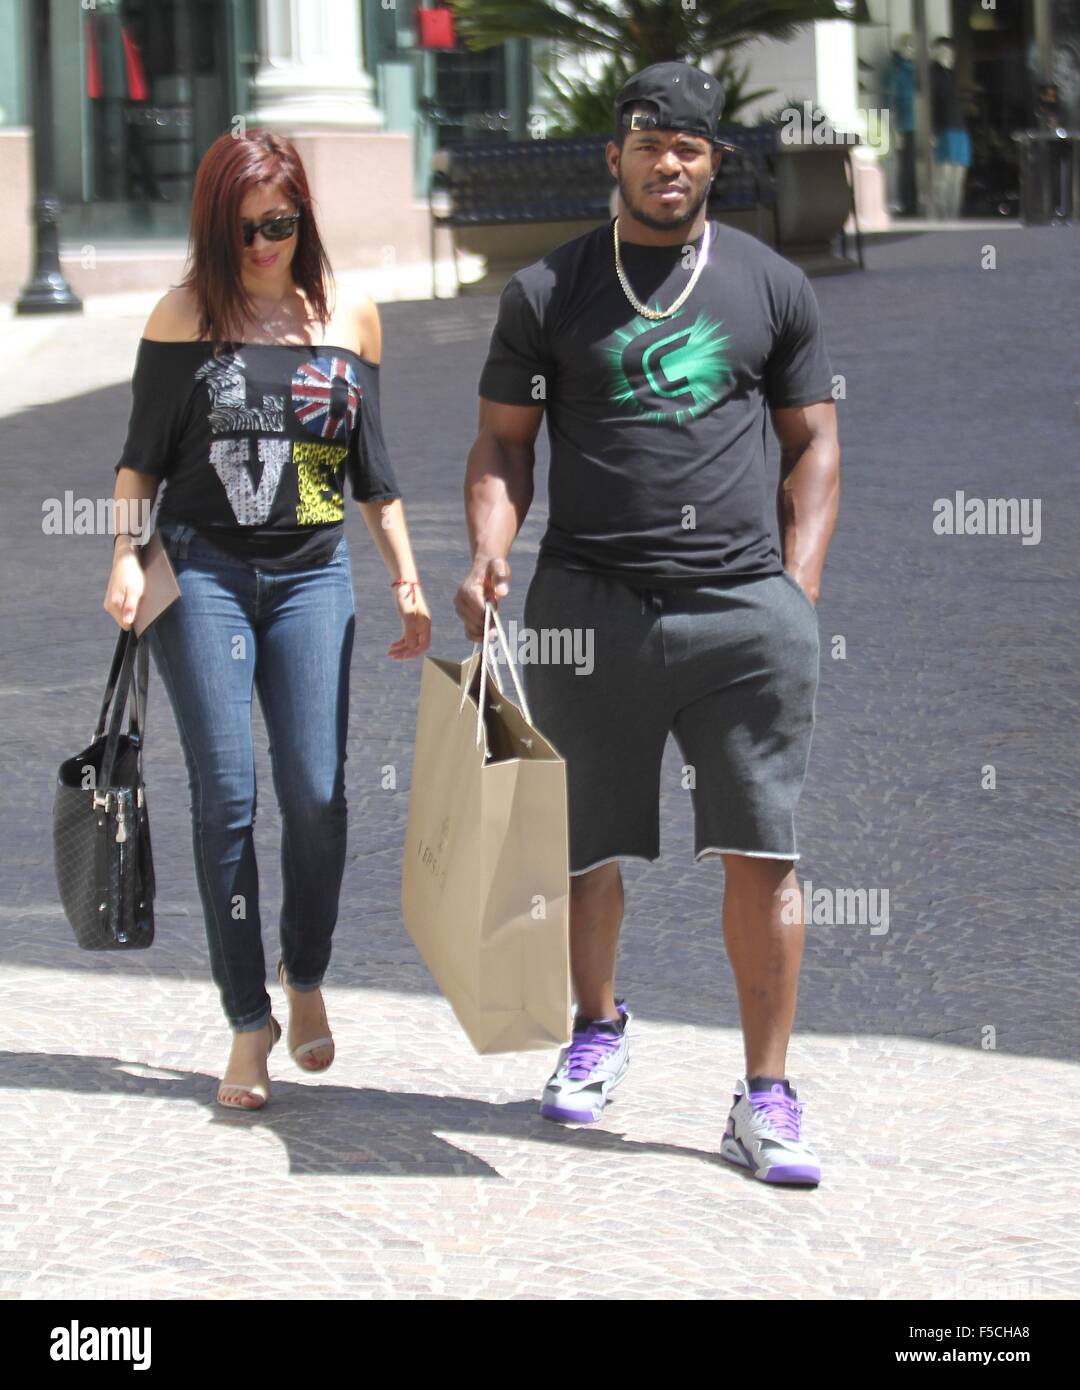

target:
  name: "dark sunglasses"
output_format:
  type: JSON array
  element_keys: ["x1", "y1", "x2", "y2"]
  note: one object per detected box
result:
[{"x1": 241, "y1": 212, "x2": 301, "y2": 247}]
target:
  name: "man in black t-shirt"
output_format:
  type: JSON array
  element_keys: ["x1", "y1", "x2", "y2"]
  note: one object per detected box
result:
[{"x1": 455, "y1": 63, "x2": 840, "y2": 1186}]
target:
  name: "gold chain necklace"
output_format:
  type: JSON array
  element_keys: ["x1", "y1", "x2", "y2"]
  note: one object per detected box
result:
[{"x1": 613, "y1": 217, "x2": 711, "y2": 321}]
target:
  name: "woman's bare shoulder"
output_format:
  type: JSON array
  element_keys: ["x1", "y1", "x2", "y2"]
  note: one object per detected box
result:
[
  {"x1": 143, "y1": 287, "x2": 203, "y2": 342},
  {"x1": 326, "y1": 289, "x2": 381, "y2": 363}
]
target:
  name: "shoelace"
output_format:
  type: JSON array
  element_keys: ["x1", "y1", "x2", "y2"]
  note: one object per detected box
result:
[
  {"x1": 564, "y1": 1025, "x2": 622, "y2": 1080},
  {"x1": 750, "y1": 1091, "x2": 804, "y2": 1141}
]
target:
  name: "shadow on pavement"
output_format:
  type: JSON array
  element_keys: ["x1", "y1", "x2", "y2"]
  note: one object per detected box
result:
[{"x1": 0, "y1": 1050, "x2": 751, "y2": 1182}]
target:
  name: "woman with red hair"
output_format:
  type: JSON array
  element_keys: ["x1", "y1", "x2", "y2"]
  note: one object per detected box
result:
[{"x1": 104, "y1": 131, "x2": 430, "y2": 1109}]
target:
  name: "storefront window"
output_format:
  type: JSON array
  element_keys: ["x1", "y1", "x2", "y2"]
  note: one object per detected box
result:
[
  {"x1": 430, "y1": 44, "x2": 511, "y2": 144},
  {"x1": 964, "y1": 0, "x2": 1036, "y2": 217},
  {"x1": 0, "y1": 0, "x2": 29, "y2": 128},
  {"x1": 55, "y1": 0, "x2": 255, "y2": 243}
]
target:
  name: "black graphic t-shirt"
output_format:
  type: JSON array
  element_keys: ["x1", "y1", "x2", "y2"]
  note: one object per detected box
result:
[
  {"x1": 116, "y1": 339, "x2": 402, "y2": 568},
  {"x1": 479, "y1": 219, "x2": 833, "y2": 583}
]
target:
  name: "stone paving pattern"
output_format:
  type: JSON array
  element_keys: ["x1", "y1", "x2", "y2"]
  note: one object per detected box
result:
[{"x1": 1, "y1": 227, "x2": 1078, "y2": 1299}]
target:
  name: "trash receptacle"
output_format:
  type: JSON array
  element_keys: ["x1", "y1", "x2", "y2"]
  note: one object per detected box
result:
[{"x1": 1013, "y1": 129, "x2": 1080, "y2": 224}]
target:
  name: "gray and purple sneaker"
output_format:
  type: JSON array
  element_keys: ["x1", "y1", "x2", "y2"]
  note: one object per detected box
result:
[
  {"x1": 540, "y1": 1002, "x2": 631, "y2": 1124},
  {"x1": 720, "y1": 1079, "x2": 821, "y2": 1185}
]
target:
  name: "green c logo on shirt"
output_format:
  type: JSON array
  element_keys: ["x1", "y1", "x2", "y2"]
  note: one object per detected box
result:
[{"x1": 607, "y1": 310, "x2": 732, "y2": 425}]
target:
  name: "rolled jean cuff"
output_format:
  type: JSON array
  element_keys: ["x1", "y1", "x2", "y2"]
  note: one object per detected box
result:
[
  {"x1": 281, "y1": 974, "x2": 324, "y2": 994},
  {"x1": 233, "y1": 1001, "x2": 273, "y2": 1033}
]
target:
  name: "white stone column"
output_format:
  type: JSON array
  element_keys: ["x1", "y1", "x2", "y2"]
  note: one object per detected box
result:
[
  {"x1": 252, "y1": 0, "x2": 382, "y2": 130},
  {"x1": 816, "y1": 17, "x2": 891, "y2": 231},
  {"x1": 814, "y1": 18, "x2": 860, "y2": 137}
]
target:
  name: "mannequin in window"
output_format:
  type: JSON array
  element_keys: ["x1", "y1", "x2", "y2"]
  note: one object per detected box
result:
[
  {"x1": 883, "y1": 33, "x2": 917, "y2": 216},
  {"x1": 86, "y1": 6, "x2": 162, "y2": 203},
  {"x1": 930, "y1": 37, "x2": 970, "y2": 221}
]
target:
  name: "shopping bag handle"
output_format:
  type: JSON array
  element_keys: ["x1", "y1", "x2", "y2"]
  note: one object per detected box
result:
[
  {"x1": 458, "y1": 609, "x2": 501, "y2": 732},
  {"x1": 462, "y1": 601, "x2": 532, "y2": 747}
]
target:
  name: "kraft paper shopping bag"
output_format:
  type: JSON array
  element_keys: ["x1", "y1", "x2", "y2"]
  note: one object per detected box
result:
[{"x1": 401, "y1": 605, "x2": 571, "y2": 1053}]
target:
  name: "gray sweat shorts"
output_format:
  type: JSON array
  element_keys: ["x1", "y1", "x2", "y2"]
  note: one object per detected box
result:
[{"x1": 520, "y1": 561, "x2": 820, "y2": 874}]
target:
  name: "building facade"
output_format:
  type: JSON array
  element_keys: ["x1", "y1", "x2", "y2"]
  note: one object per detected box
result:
[
  {"x1": 0, "y1": 0, "x2": 1072, "y2": 308},
  {"x1": 0, "y1": 0, "x2": 534, "y2": 303}
]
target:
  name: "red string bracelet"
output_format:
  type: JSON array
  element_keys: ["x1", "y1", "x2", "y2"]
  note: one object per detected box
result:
[{"x1": 391, "y1": 579, "x2": 421, "y2": 602}]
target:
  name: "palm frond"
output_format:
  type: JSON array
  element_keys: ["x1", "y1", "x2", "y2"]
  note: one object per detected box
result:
[{"x1": 449, "y1": 0, "x2": 862, "y2": 60}]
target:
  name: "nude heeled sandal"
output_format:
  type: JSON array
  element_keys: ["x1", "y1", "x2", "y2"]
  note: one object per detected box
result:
[
  {"x1": 277, "y1": 959, "x2": 335, "y2": 1071},
  {"x1": 216, "y1": 1015, "x2": 282, "y2": 1110}
]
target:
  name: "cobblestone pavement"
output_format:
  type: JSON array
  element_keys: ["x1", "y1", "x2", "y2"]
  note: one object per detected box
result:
[{"x1": 2, "y1": 228, "x2": 1078, "y2": 1300}]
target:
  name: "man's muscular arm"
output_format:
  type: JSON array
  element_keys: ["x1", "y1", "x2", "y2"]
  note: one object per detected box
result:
[
  {"x1": 455, "y1": 399, "x2": 543, "y2": 641},
  {"x1": 771, "y1": 399, "x2": 840, "y2": 607}
]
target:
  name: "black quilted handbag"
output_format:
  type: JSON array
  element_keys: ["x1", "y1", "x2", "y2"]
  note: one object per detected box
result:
[{"x1": 53, "y1": 629, "x2": 155, "y2": 949}]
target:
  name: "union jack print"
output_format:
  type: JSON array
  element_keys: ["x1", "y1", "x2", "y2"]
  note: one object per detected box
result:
[{"x1": 291, "y1": 356, "x2": 360, "y2": 441}]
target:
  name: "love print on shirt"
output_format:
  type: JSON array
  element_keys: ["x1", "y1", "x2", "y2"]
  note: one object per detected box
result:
[{"x1": 195, "y1": 350, "x2": 350, "y2": 526}]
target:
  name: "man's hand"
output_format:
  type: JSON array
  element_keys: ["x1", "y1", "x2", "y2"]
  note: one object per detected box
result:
[{"x1": 454, "y1": 556, "x2": 511, "y2": 642}]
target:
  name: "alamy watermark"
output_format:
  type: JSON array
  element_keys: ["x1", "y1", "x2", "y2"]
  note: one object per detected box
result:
[
  {"x1": 932, "y1": 491, "x2": 1041, "y2": 545},
  {"x1": 779, "y1": 102, "x2": 891, "y2": 154},
  {"x1": 781, "y1": 880, "x2": 890, "y2": 935},
  {"x1": 42, "y1": 492, "x2": 153, "y2": 538},
  {"x1": 486, "y1": 620, "x2": 595, "y2": 676},
  {"x1": 50, "y1": 1321, "x2": 151, "y2": 1369}
]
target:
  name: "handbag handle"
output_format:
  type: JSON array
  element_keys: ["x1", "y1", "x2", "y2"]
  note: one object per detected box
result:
[
  {"x1": 94, "y1": 629, "x2": 148, "y2": 744},
  {"x1": 93, "y1": 629, "x2": 132, "y2": 741},
  {"x1": 463, "y1": 601, "x2": 532, "y2": 749},
  {"x1": 129, "y1": 632, "x2": 149, "y2": 758},
  {"x1": 98, "y1": 632, "x2": 148, "y2": 789}
]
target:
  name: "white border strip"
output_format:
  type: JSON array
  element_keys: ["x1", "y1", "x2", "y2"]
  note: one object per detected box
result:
[
  {"x1": 696, "y1": 846, "x2": 800, "y2": 861},
  {"x1": 569, "y1": 853, "x2": 658, "y2": 877},
  {"x1": 569, "y1": 846, "x2": 800, "y2": 876}
]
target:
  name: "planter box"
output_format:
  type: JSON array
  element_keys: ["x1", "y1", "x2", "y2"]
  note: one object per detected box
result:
[{"x1": 773, "y1": 141, "x2": 862, "y2": 273}]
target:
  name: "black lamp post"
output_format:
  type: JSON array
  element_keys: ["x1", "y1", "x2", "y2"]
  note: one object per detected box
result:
[{"x1": 16, "y1": 0, "x2": 82, "y2": 314}]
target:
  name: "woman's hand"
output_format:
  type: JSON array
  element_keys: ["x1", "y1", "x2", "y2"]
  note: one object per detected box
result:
[
  {"x1": 387, "y1": 580, "x2": 431, "y2": 660},
  {"x1": 104, "y1": 541, "x2": 145, "y2": 629}
]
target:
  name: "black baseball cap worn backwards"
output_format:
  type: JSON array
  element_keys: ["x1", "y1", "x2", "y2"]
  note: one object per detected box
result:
[{"x1": 615, "y1": 61, "x2": 734, "y2": 149}]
